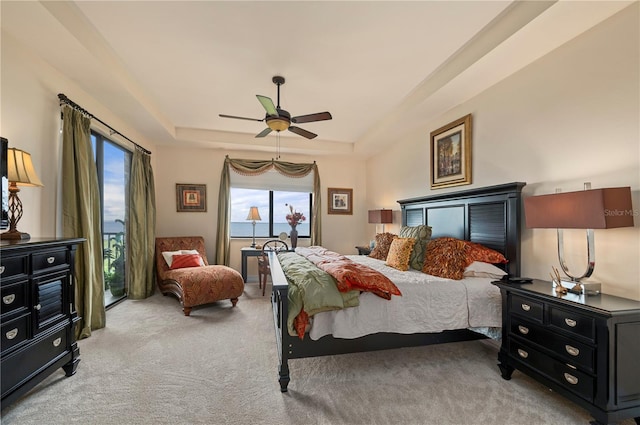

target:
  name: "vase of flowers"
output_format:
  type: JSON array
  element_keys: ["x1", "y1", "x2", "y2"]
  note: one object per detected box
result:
[{"x1": 285, "y1": 204, "x2": 306, "y2": 249}]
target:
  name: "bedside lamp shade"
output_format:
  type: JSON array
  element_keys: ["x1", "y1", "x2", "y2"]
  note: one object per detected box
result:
[
  {"x1": 246, "y1": 206, "x2": 261, "y2": 248},
  {"x1": 369, "y1": 209, "x2": 392, "y2": 233}
]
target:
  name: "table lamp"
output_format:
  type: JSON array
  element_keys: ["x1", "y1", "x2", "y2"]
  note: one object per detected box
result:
[
  {"x1": 368, "y1": 209, "x2": 393, "y2": 233},
  {"x1": 246, "y1": 206, "x2": 261, "y2": 248}
]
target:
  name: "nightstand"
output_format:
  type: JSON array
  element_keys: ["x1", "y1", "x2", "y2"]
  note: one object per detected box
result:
[
  {"x1": 355, "y1": 246, "x2": 371, "y2": 255},
  {"x1": 493, "y1": 280, "x2": 640, "y2": 425}
]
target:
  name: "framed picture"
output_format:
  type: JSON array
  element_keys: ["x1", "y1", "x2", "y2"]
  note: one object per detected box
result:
[
  {"x1": 176, "y1": 183, "x2": 207, "y2": 212},
  {"x1": 328, "y1": 188, "x2": 353, "y2": 215},
  {"x1": 430, "y1": 114, "x2": 472, "y2": 189}
]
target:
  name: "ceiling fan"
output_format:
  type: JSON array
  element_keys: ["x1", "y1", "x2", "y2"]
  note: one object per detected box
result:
[{"x1": 219, "y1": 76, "x2": 332, "y2": 140}]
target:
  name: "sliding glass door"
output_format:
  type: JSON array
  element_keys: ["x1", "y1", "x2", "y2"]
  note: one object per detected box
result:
[{"x1": 92, "y1": 132, "x2": 131, "y2": 308}]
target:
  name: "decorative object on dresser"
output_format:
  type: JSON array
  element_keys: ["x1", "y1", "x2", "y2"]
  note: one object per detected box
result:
[
  {"x1": 524, "y1": 183, "x2": 634, "y2": 294},
  {"x1": 285, "y1": 204, "x2": 305, "y2": 249},
  {"x1": 246, "y1": 206, "x2": 261, "y2": 248},
  {"x1": 0, "y1": 148, "x2": 44, "y2": 240},
  {"x1": 494, "y1": 280, "x2": 640, "y2": 425},
  {"x1": 430, "y1": 114, "x2": 472, "y2": 189},
  {"x1": 1, "y1": 238, "x2": 84, "y2": 409},
  {"x1": 327, "y1": 188, "x2": 353, "y2": 215},
  {"x1": 368, "y1": 209, "x2": 392, "y2": 233}
]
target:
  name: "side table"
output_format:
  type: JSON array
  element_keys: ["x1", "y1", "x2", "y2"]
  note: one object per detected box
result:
[
  {"x1": 355, "y1": 246, "x2": 371, "y2": 255},
  {"x1": 240, "y1": 247, "x2": 262, "y2": 282}
]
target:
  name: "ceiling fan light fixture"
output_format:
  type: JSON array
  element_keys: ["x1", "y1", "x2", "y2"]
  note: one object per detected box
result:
[{"x1": 267, "y1": 117, "x2": 290, "y2": 132}]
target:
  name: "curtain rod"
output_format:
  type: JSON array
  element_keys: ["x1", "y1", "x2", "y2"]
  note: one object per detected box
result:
[{"x1": 57, "y1": 93, "x2": 152, "y2": 155}]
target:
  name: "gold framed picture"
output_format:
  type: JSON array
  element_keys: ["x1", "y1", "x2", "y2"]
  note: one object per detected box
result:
[
  {"x1": 176, "y1": 183, "x2": 207, "y2": 212},
  {"x1": 327, "y1": 188, "x2": 353, "y2": 215},
  {"x1": 430, "y1": 114, "x2": 472, "y2": 189}
]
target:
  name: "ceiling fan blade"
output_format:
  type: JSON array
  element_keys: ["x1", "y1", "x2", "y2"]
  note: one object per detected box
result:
[
  {"x1": 219, "y1": 114, "x2": 263, "y2": 122},
  {"x1": 291, "y1": 111, "x2": 332, "y2": 124},
  {"x1": 288, "y1": 126, "x2": 317, "y2": 139},
  {"x1": 256, "y1": 95, "x2": 278, "y2": 116},
  {"x1": 255, "y1": 128, "x2": 273, "y2": 138}
]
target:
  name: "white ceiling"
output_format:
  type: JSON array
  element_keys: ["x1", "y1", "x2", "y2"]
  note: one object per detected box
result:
[{"x1": 1, "y1": 1, "x2": 633, "y2": 158}]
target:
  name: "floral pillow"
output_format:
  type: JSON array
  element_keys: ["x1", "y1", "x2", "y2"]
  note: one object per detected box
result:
[
  {"x1": 399, "y1": 225, "x2": 432, "y2": 271},
  {"x1": 385, "y1": 237, "x2": 416, "y2": 271},
  {"x1": 368, "y1": 232, "x2": 397, "y2": 260},
  {"x1": 464, "y1": 240, "x2": 508, "y2": 265},
  {"x1": 422, "y1": 237, "x2": 467, "y2": 280}
]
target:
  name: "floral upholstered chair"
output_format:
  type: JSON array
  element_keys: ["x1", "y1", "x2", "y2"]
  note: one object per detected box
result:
[{"x1": 155, "y1": 236, "x2": 244, "y2": 315}]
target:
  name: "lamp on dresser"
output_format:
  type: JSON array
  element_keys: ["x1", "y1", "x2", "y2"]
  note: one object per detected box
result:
[
  {"x1": 1, "y1": 148, "x2": 43, "y2": 240},
  {"x1": 246, "y1": 206, "x2": 261, "y2": 248},
  {"x1": 524, "y1": 183, "x2": 634, "y2": 293},
  {"x1": 368, "y1": 209, "x2": 392, "y2": 233}
]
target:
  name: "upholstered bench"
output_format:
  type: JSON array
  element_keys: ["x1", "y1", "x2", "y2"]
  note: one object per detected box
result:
[{"x1": 155, "y1": 236, "x2": 244, "y2": 316}]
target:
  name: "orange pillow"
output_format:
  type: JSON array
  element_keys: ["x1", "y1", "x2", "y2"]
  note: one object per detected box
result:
[
  {"x1": 422, "y1": 238, "x2": 467, "y2": 280},
  {"x1": 463, "y1": 240, "x2": 508, "y2": 265},
  {"x1": 385, "y1": 237, "x2": 415, "y2": 271},
  {"x1": 170, "y1": 254, "x2": 203, "y2": 269}
]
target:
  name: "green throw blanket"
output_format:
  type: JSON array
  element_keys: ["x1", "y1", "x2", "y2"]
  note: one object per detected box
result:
[{"x1": 277, "y1": 252, "x2": 359, "y2": 336}]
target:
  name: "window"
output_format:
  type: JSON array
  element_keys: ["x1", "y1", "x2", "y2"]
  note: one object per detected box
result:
[
  {"x1": 230, "y1": 188, "x2": 311, "y2": 238},
  {"x1": 92, "y1": 131, "x2": 131, "y2": 307}
]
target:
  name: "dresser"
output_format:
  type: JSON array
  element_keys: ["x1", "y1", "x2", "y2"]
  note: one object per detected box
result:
[
  {"x1": 1, "y1": 238, "x2": 84, "y2": 408},
  {"x1": 494, "y1": 280, "x2": 640, "y2": 424}
]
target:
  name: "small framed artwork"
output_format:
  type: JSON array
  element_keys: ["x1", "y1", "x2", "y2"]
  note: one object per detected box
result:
[
  {"x1": 328, "y1": 188, "x2": 353, "y2": 215},
  {"x1": 176, "y1": 183, "x2": 207, "y2": 212},
  {"x1": 430, "y1": 114, "x2": 472, "y2": 189}
]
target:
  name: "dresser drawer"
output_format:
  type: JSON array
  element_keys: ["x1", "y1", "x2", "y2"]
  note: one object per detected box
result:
[
  {"x1": 1, "y1": 280, "x2": 29, "y2": 316},
  {"x1": 0, "y1": 326, "x2": 69, "y2": 397},
  {"x1": 549, "y1": 305, "x2": 595, "y2": 341},
  {"x1": 510, "y1": 294, "x2": 544, "y2": 323},
  {"x1": 32, "y1": 249, "x2": 69, "y2": 273},
  {"x1": 510, "y1": 320, "x2": 595, "y2": 372},
  {"x1": 0, "y1": 255, "x2": 28, "y2": 281},
  {"x1": 510, "y1": 340, "x2": 594, "y2": 402},
  {"x1": 1, "y1": 313, "x2": 31, "y2": 353}
]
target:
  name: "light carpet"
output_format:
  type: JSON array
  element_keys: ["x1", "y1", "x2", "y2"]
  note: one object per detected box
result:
[{"x1": 1, "y1": 282, "x2": 632, "y2": 425}]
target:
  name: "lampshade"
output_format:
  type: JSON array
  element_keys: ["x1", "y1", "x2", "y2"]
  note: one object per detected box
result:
[
  {"x1": 246, "y1": 206, "x2": 262, "y2": 221},
  {"x1": 524, "y1": 187, "x2": 633, "y2": 229},
  {"x1": 368, "y1": 209, "x2": 393, "y2": 224},
  {"x1": 7, "y1": 148, "x2": 44, "y2": 187}
]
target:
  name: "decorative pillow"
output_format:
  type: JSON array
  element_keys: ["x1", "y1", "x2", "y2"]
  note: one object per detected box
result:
[
  {"x1": 463, "y1": 261, "x2": 507, "y2": 279},
  {"x1": 169, "y1": 254, "x2": 203, "y2": 270},
  {"x1": 399, "y1": 225, "x2": 432, "y2": 271},
  {"x1": 368, "y1": 232, "x2": 397, "y2": 260},
  {"x1": 422, "y1": 237, "x2": 467, "y2": 280},
  {"x1": 162, "y1": 249, "x2": 205, "y2": 267},
  {"x1": 464, "y1": 241, "x2": 508, "y2": 266},
  {"x1": 385, "y1": 237, "x2": 415, "y2": 271}
]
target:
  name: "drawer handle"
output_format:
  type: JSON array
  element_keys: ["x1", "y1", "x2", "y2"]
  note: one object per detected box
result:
[
  {"x1": 5, "y1": 328, "x2": 18, "y2": 340},
  {"x1": 565, "y1": 318, "x2": 577, "y2": 327},
  {"x1": 564, "y1": 373, "x2": 579, "y2": 385},
  {"x1": 47, "y1": 257, "x2": 55, "y2": 264},
  {"x1": 2, "y1": 294, "x2": 15, "y2": 305},
  {"x1": 517, "y1": 348, "x2": 529, "y2": 359},
  {"x1": 518, "y1": 325, "x2": 529, "y2": 335},
  {"x1": 0, "y1": 266, "x2": 4, "y2": 275},
  {"x1": 521, "y1": 303, "x2": 531, "y2": 312},
  {"x1": 565, "y1": 345, "x2": 580, "y2": 356},
  {"x1": 35, "y1": 303, "x2": 42, "y2": 310},
  {"x1": 53, "y1": 337, "x2": 62, "y2": 347}
]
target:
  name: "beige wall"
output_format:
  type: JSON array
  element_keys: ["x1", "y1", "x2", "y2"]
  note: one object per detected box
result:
[
  {"x1": 366, "y1": 5, "x2": 640, "y2": 299},
  {"x1": 3, "y1": 5, "x2": 638, "y2": 298}
]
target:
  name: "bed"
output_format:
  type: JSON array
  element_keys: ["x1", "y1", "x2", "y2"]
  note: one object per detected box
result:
[{"x1": 269, "y1": 182, "x2": 525, "y2": 392}]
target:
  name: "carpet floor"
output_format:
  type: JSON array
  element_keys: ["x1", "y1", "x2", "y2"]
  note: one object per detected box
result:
[{"x1": 1, "y1": 282, "x2": 633, "y2": 425}]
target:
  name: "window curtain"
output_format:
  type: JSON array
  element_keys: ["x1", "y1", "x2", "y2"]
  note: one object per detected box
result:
[
  {"x1": 215, "y1": 156, "x2": 321, "y2": 265},
  {"x1": 127, "y1": 148, "x2": 156, "y2": 299},
  {"x1": 61, "y1": 106, "x2": 105, "y2": 339}
]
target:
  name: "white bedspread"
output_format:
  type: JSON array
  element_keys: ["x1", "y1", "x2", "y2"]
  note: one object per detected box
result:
[{"x1": 308, "y1": 255, "x2": 502, "y2": 340}]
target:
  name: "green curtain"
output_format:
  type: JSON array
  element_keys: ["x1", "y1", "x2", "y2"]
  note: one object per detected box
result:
[
  {"x1": 215, "y1": 156, "x2": 322, "y2": 265},
  {"x1": 61, "y1": 106, "x2": 105, "y2": 339},
  {"x1": 127, "y1": 149, "x2": 156, "y2": 299}
]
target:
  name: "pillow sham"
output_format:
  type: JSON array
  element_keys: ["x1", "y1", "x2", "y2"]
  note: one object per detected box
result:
[
  {"x1": 385, "y1": 237, "x2": 416, "y2": 271},
  {"x1": 169, "y1": 254, "x2": 203, "y2": 270},
  {"x1": 422, "y1": 237, "x2": 467, "y2": 280},
  {"x1": 398, "y1": 225, "x2": 432, "y2": 271},
  {"x1": 464, "y1": 241, "x2": 508, "y2": 265},
  {"x1": 162, "y1": 249, "x2": 205, "y2": 267},
  {"x1": 368, "y1": 232, "x2": 397, "y2": 260},
  {"x1": 463, "y1": 261, "x2": 507, "y2": 279}
]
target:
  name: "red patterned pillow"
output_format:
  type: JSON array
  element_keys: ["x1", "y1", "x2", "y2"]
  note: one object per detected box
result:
[
  {"x1": 464, "y1": 241, "x2": 508, "y2": 265},
  {"x1": 422, "y1": 238, "x2": 467, "y2": 280},
  {"x1": 368, "y1": 232, "x2": 397, "y2": 260},
  {"x1": 170, "y1": 254, "x2": 203, "y2": 270}
]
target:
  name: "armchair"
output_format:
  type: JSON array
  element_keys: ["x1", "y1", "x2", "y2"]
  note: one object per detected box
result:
[{"x1": 155, "y1": 236, "x2": 244, "y2": 315}]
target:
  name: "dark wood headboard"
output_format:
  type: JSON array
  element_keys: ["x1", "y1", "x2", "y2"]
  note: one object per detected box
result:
[{"x1": 398, "y1": 182, "x2": 525, "y2": 277}]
